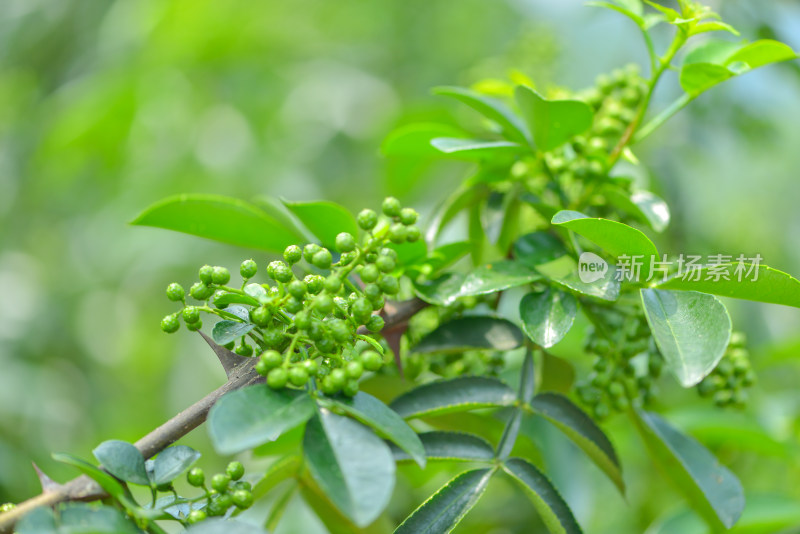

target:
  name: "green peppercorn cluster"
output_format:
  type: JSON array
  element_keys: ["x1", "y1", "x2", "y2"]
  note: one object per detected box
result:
[
  {"x1": 0, "y1": 503, "x2": 14, "y2": 514},
  {"x1": 182, "y1": 462, "x2": 253, "y2": 524},
  {"x1": 159, "y1": 199, "x2": 419, "y2": 397},
  {"x1": 575, "y1": 308, "x2": 664, "y2": 421},
  {"x1": 696, "y1": 332, "x2": 755, "y2": 408},
  {"x1": 546, "y1": 64, "x2": 645, "y2": 181}
]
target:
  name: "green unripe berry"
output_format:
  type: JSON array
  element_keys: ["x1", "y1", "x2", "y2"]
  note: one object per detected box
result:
[
  {"x1": 284, "y1": 245, "x2": 303, "y2": 265},
  {"x1": 268, "y1": 261, "x2": 293, "y2": 283},
  {"x1": 316, "y1": 336, "x2": 337, "y2": 354},
  {"x1": 366, "y1": 314, "x2": 384, "y2": 333},
  {"x1": 312, "y1": 249, "x2": 333, "y2": 269},
  {"x1": 343, "y1": 379, "x2": 360, "y2": 397},
  {"x1": 336, "y1": 232, "x2": 356, "y2": 253},
  {"x1": 212, "y1": 290, "x2": 230, "y2": 309},
  {"x1": 315, "y1": 294, "x2": 334, "y2": 315},
  {"x1": 338, "y1": 251, "x2": 357, "y2": 265},
  {"x1": 255, "y1": 359, "x2": 269, "y2": 376},
  {"x1": 329, "y1": 368, "x2": 347, "y2": 389},
  {"x1": 182, "y1": 306, "x2": 201, "y2": 323},
  {"x1": 378, "y1": 275, "x2": 399, "y2": 295},
  {"x1": 729, "y1": 331, "x2": 747, "y2": 348},
  {"x1": 399, "y1": 207, "x2": 418, "y2": 225},
  {"x1": 321, "y1": 375, "x2": 340, "y2": 395},
  {"x1": 211, "y1": 473, "x2": 230, "y2": 493},
  {"x1": 360, "y1": 264, "x2": 380, "y2": 283},
  {"x1": 375, "y1": 255, "x2": 395, "y2": 273},
  {"x1": 250, "y1": 306, "x2": 272, "y2": 327},
  {"x1": 593, "y1": 402, "x2": 610, "y2": 420},
  {"x1": 307, "y1": 320, "x2": 324, "y2": 341},
  {"x1": 388, "y1": 223, "x2": 407, "y2": 244},
  {"x1": 591, "y1": 373, "x2": 610, "y2": 388},
  {"x1": 714, "y1": 389, "x2": 733, "y2": 407},
  {"x1": 187, "y1": 510, "x2": 207, "y2": 524},
  {"x1": 285, "y1": 296, "x2": 303, "y2": 314},
  {"x1": 382, "y1": 197, "x2": 402, "y2": 217},
  {"x1": 234, "y1": 342, "x2": 253, "y2": 357},
  {"x1": 166, "y1": 283, "x2": 185, "y2": 302},
  {"x1": 351, "y1": 298, "x2": 373, "y2": 324},
  {"x1": 324, "y1": 275, "x2": 342, "y2": 293},
  {"x1": 357, "y1": 209, "x2": 378, "y2": 230},
  {"x1": 161, "y1": 314, "x2": 180, "y2": 334},
  {"x1": 697, "y1": 379, "x2": 717, "y2": 397},
  {"x1": 360, "y1": 350, "x2": 383, "y2": 371},
  {"x1": 267, "y1": 368, "x2": 289, "y2": 389},
  {"x1": 289, "y1": 366, "x2": 309, "y2": 387},
  {"x1": 303, "y1": 244, "x2": 322, "y2": 263},
  {"x1": 303, "y1": 359, "x2": 319, "y2": 376},
  {"x1": 287, "y1": 280, "x2": 307, "y2": 299},
  {"x1": 612, "y1": 395, "x2": 630, "y2": 411},
  {"x1": 208, "y1": 493, "x2": 233, "y2": 516},
  {"x1": 239, "y1": 259, "x2": 257, "y2": 280},
  {"x1": 186, "y1": 319, "x2": 203, "y2": 331},
  {"x1": 328, "y1": 319, "x2": 351, "y2": 342},
  {"x1": 305, "y1": 275, "x2": 324, "y2": 294},
  {"x1": 370, "y1": 296, "x2": 385, "y2": 311},
  {"x1": 608, "y1": 381, "x2": 625, "y2": 398},
  {"x1": 190, "y1": 282, "x2": 214, "y2": 301},
  {"x1": 261, "y1": 350, "x2": 283, "y2": 368},
  {"x1": 346, "y1": 361, "x2": 364, "y2": 379},
  {"x1": 406, "y1": 226, "x2": 421, "y2": 242},
  {"x1": 364, "y1": 283, "x2": 382, "y2": 301},
  {"x1": 232, "y1": 489, "x2": 254, "y2": 509},
  {"x1": 187, "y1": 467, "x2": 205, "y2": 487},
  {"x1": 294, "y1": 311, "x2": 312, "y2": 330},
  {"x1": 199, "y1": 265, "x2": 214, "y2": 284},
  {"x1": 226, "y1": 461, "x2": 245, "y2": 481},
  {"x1": 365, "y1": 252, "x2": 378, "y2": 263},
  {"x1": 232, "y1": 480, "x2": 252, "y2": 492},
  {"x1": 211, "y1": 266, "x2": 230, "y2": 285}
]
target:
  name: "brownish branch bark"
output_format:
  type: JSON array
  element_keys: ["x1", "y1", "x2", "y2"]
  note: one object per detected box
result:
[{"x1": 0, "y1": 298, "x2": 426, "y2": 533}]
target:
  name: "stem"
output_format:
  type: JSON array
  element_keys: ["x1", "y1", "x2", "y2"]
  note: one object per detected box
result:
[{"x1": 632, "y1": 92, "x2": 694, "y2": 144}]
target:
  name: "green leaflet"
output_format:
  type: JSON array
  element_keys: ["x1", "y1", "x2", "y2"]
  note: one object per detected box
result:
[
  {"x1": 529, "y1": 393, "x2": 624, "y2": 494},
  {"x1": 640, "y1": 288, "x2": 732, "y2": 387},
  {"x1": 502, "y1": 458, "x2": 582, "y2": 534},
  {"x1": 390, "y1": 431, "x2": 496, "y2": 463},
  {"x1": 93, "y1": 440, "x2": 149, "y2": 486},
  {"x1": 394, "y1": 468, "x2": 495, "y2": 534},
  {"x1": 329, "y1": 392, "x2": 426, "y2": 468},
  {"x1": 633, "y1": 410, "x2": 744, "y2": 530},
  {"x1": 390, "y1": 376, "x2": 517, "y2": 419},
  {"x1": 515, "y1": 86, "x2": 594, "y2": 151},
  {"x1": 413, "y1": 316, "x2": 524, "y2": 354},
  {"x1": 131, "y1": 194, "x2": 302, "y2": 251},
  {"x1": 432, "y1": 86, "x2": 531, "y2": 145},
  {"x1": 381, "y1": 122, "x2": 466, "y2": 157},
  {"x1": 207, "y1": 386, "x2": 315, "y2": 455},
  {"x1": 656, "y1": 263, "x2": 800, "y2": 308},
  {"x1": 430, "y1": 137, "x2": 524, "y2": 160},
  {"x1": 303, "y1": 408, "x2": 395, "y2": 527},
  {"x1": 150, "y1": 445, "x2": 201, "y2": 486},
  {"x1": 283, "y1": 199, "x2": 360, "y2": 251},
  {"x1": 519, "y1": 289, "x2": 578, "y2": 349}
]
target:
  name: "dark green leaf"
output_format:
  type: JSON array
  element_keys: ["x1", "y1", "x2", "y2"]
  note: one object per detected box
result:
[
  {"x1": 185, "y1": 519, "x2": 270, "y2": 534},
  {"x1": 390, "y1": 376, "x2": 516, "y2": 419},
  {"x1": 503, "y1": 458, "x2": 582, "y2": 534},
  {"x1": 632, "y1": 410, "x2": 744, "y2": 530},
  {"x1": 211, "y1": 320, "x2": 255, "y2": 346},
  {"x1": 428, "y1": 185, "x2": 487, "y2": 241},
  {"x1": 208, "y1": 386, "x2": 315, "y2": 455},
  {"x1": 529, "y1": 393, "x2": 624, "y2": 494},
  {"x1": 414, "y1": 317, "x2": 524, "y2": 354},
  {"x1": 602, "y1": 187, "x2": 670, "y2": 232},
  {"x1": 640, "y1": 289, "x2": 732, "y2": 387},
  {"x1": 151, "y1": 445, "x2": 201, "y2": 486},
  {"x1": 330, "y1": 392, "x2": 426, "y2": 468},
  {"x1": 425, "y1": 242, "x2": 471, "y2": 274},
  {"x1": 15, "y1": 507, "x2": 57, "y2": 534},
  {"x1": 536, "y1": 255, "x2": 620, "y2": 302},
  {"x1": 92, "y1": 440, "x2": 149, "y2": 486},
  {"x1": 212, "y1": 292, "x2": 259, "y2": 308},
  {"x1": 391, "y1": 431, "x2": 496, "y2": 463},
  {"x1": 433, "y1": 86, "x2": 530, "y2": 145},
  {"x1": 394, "y1": 468, "x2": 494, "y2": 534},
  {"x1": 538, "y1": 352, "x2": 575, "y2": 395},
  {"x1": 656, "y1": 263, "x2": 800, "y2": 308},
  {"x1": 551, "y1": 210, "x2": 659, "y2": 276},
  {"x1": 59, "y1": 503, "x2": 142, "y2": 534},
  {"x1": 515, "y1": 86, "x2": 594, "y2": 151},
  {"x1": 381, "y1": 123, "x2": 466, "y2": 157},
  {"x1": 457, "y1": 260, "x2": 541, "y2": 298},
  {"x1": 131, "y1": 194, "x2": 302, "y2": 251},
  {"x1": 430, "y1": 138, "x2": 524, "y2": 160},
  {"x1": 283, "y1": 199, "x2": 359, "y2": 251},
  {"x1": 513, "y1": 232, "x2": 568, "y2": 268},
  {"x1": 414, "y1": 273, "x2": 466, "y2": 306},
  {"x1": 304, "y1": 409, "x2": 395, "y2": 527},
  {"x1": 52, "y1": 453, "x2": 130, "y2": 504},
  {"x1": 519, "y1": 289, "x2": 578, "y2": 349}
]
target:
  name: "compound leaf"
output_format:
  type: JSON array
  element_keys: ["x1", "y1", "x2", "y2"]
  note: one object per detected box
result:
[{"x1": 390, "y1": 376, "x2": 517, "y2": 419}]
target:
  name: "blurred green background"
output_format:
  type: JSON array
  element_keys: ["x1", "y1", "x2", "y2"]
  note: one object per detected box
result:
[{"x1": 1, "y1": 0, "x2": 800, "y2": 532}]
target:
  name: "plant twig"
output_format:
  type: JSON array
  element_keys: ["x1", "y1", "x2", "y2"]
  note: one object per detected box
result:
[{"x1": 0, "y1": 298, "x2": 427, "y2": 533}]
